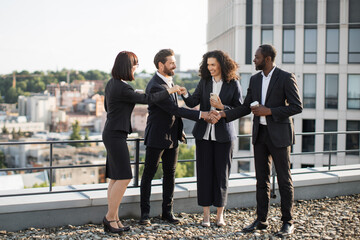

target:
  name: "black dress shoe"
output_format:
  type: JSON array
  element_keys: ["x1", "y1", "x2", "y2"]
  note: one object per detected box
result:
[
  {"x1": 242, "y1": 219, "x2": 268, "y2": 232},
  {"x1": 139, "y1": 215, "x2": 151, "y2": 225},
  {"x1": 103, "y1": 217, "x2": 124, "y2": 234},
  {"x1": 277, "y1": 222, "x2": 294, "y2": 235},
  {"x1": 161, "y1": 213, "x2": 180, "y2": 224}
]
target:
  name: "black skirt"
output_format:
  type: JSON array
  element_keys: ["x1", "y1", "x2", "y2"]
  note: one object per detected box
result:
[{"x1": 102, "y1": 129, "x2": 132, "y2": 180}]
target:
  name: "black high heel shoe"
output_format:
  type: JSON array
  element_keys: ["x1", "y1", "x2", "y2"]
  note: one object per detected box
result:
[
  {"x1": 117, "y1": 220, "x2": 131, "y2": 231},
  {"x1": 103, "y1": 217, "x2": 125, "y2": 234}
]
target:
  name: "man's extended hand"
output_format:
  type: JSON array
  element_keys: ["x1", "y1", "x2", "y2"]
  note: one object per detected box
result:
[
  {"x1": 201, "y1": 111, "x2": 220, "y2": 124},
  {"x1": 178, "y1": 86, "x2": 187, "y2": 95}
]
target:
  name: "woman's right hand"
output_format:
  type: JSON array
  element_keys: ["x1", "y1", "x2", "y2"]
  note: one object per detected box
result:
[{"x1": 168, "y1": 85, "x2": 181, "y2": 94}]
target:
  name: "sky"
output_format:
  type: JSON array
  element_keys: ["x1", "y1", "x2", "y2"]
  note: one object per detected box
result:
[{"x1": 0, "y1": 0, "x2": 208, "y2": 75}]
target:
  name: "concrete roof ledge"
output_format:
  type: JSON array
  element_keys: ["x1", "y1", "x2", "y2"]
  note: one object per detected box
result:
[{"x1": 0, "y1": 165, "x2": 360, "y2": 231}]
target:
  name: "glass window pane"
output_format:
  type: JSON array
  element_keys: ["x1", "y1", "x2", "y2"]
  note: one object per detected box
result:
[
  {"x1": 240, "y1": 73, "x2": 251, "y2": 96},
  {"x1": 305, "y1": 0, "x2": 317, "y2": 24},
  {"x1": 349, "y1": 0, "x2": 360, "y2": 23},
  {"x1": 349, "y1": 54, "x2": 360, "y2": 63},
  {"x1": 346, "y1": 120, "x2": 360, "y2": 155},
  {"x1": 305, "y1": 29, "x2": 317, "y2": 52},
  {"x1": 324, "y1": 120, "x2": 337, "y2": 151},
  {"x1": 283, "y1": 29, "x2": 295, "y2": 51},
  {"x1": 302, "y1": 119, "x2": 316, "y2": 152},
  {"x1": 348, "y1": 75, "x2": 360, "y2": 109},
  {"x1": 262, "y1": 29, "x2": 273, "y2": 44},
  {"x1": 238, "y1": 118, "x2": 251, "y2": 151},
  {"x1": 326, "y1": 0, "x2": 340, "y2": 23},
  {"x1": 349, "y1": 29, "x2": 360, "y2": 52},
  {"x1": 261, "y1": 0, "x2": 273, "y2": 24},
  {"x1": 283, "y1": 0, "x2": 295, "y2": 24},
  {"x1": 305, "y1": 53, "x2": 317, "y2": 63},
  {"x1": 303, "y1": 74, "x2": 316, "y2": 108},
  {"x1": 325, "y1": 74, "x2": 338, "y2": 109},
  {"x1": 326, "y1": 29, "x2": 339, "y2": 52}
]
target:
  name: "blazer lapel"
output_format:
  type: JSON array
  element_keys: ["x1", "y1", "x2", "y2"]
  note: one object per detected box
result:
[
  {"x1": 256, "y1": 73, "x2": 263, "y2": 101},
  {"x1": 265, "y1": 68, "x2": 280, "y2": 103}
]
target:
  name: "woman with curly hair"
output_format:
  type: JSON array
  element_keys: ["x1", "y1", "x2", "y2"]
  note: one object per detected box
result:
[{"x1": 181, "y1": 50, "x2": 243, "y2": 227}]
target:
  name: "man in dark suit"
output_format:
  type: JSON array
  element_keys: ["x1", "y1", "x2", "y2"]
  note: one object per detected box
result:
[
  {"x1": 140, "y1": 49, "x2": 211, "y2": 225},
  {"x1": 220, "y1": 44, "x2": 302, "y2": 235}
]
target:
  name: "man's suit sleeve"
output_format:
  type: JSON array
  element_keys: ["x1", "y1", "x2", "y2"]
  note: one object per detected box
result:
[
  {"x1": 224, "y1": 80, "x2": 252, "y2": 122},
  {"x1": 120, "y1": 84, "x2": 170, "y2": 104},
  {"x1": 182, "y1": 79, "x2": 203, "y2": 108},
  {"x1": 149, "y1": 83, "x2": 200, "y2": 121},
  {"x1": 270, "y1": 72, "x2": 303, "y2": 121}
]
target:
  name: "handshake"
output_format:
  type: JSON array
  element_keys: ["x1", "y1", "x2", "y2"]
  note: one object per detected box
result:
[
  {"x1": 168, "y1": 85, "x2": 187, "y2": 95},
  {"x1": 200, "y1": 110, "x2": 221, "y2": 124}
]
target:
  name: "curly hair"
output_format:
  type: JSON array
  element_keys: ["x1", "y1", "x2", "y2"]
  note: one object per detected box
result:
[{"x1": 199, "y1": 50, "x2": 239, "y2": 82}]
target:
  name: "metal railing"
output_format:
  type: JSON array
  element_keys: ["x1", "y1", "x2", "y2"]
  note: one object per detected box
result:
[{"x1": 0, "y1": 131, "x2": 359, "y2": 198}]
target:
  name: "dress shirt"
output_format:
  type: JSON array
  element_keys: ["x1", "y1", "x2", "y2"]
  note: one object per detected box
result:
[
  {"x1": 202, "y1": 77, "x2": 223, "y2": 141},
  {"x1": 260, "y1": 66, "x2": 276, "y2": 125},
  {"x1": 156, "y1": 71, "x2": 176, "y2": 102}
]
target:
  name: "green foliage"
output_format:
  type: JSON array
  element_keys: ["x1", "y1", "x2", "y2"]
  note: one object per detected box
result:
[
  {"x1": 69, "y1": 120, "x2": 83, "y2": 147},
  {"x1": 2, "y1": 125, "x2": 9, "y2": 134},
  {"x1": 24, "y1": 182, "x2": 53, "y2": 188},
  {"x1": 138, "y1": 144, "x2": 195, "y2": 180},
  {"x1": 0, "y1": 151, "x2": 6, "y2": 169}
]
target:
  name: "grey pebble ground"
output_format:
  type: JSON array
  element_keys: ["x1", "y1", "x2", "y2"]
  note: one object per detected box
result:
[{"x1": 1, "y1": 194, "x2": 359, "y2": 239}]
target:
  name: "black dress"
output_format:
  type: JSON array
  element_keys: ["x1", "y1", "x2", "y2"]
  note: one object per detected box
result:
[{"x1": 103, "y1": 78, "x2": 170, "y2": 180}]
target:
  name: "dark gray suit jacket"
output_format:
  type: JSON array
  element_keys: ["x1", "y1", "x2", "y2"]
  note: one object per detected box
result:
[
  {"x1": 103, "y1": 78, "x2": 169, "y2": 133},
  {"x1": 183, "y1": 78, "x2": 243, "y2": 143},
  {"x1": 225, "y1": 67, "x2": 303, "y2": 148},
  {"x1": 144, "y1": 74, "x2": 200, "y2": 149}
]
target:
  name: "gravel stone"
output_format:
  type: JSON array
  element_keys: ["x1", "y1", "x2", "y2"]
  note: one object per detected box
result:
[{"x1": 1, "y1": 194, "x2": 359, "y2": 239}]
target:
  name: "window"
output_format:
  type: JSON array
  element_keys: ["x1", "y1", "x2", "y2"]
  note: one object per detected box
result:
[
  {"x1": 301, "y1": 164, "x2": 314, "y2": 168},
  {"x1": 303, "y1": 74, "x2": 316, "y2": 108},
  {"x1": 283, "y1": 0, "x2": 295, "y2": 24},
  {"x1": 349, "y1": 0, "x2": 360, "y2": 23},
  {"x1": 240, "y1": 73, "x2": 251, "y2": 96},
  {"x1": 304, "y1": 0, "x2": 317, "y2": 24},
  {"x1": 325, "y1": 74, "x2": 338, "y2": 109},
  {"x1": 346, "y1": 121, "x2": 360, "y2": 156},
  {"x1": 302, "y1": 119, "x2": 315, "y2": 152},
  {"x1": 245, "y1": 0, "x2": 253, "y2": 65},
  {"x1": 326, "y1": 28, "x2": 339, "y2": 63},
  {"x1": 261, "y1": 28, "x2": 273, "y2": 45},
  {"x1": 246, "y1": 27, "x2": 252, "y2": 64},
  {"x1": 348, "y1": 28, "x2": 360, "y2": 63},
  {"x1": 324, "y1": 120, "x2": 337, "y2": 152},
  {"x1": 347, "y1": 75, "x2": 360, "y2": 109},
  {"x1": 261, "y1": 0, "x2": 273, "y2": 24},
  {"x1": 238, "y1": 118, "x2": 251, "y2": 151},
  {"x1": 326, "y1": 0, "x2": 340, "y2": 24},
  {"x1": 283, "y1": 29, "x2": 295, "y2": 63},
  {"x1": 304, "y1": 28, "x2": 317, "y2": 63},
  {"x1": 238, "y1": 161, "x2": 250, "y2": 172}
]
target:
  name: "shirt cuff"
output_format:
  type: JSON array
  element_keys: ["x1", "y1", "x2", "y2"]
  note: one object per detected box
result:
[{"x1": 183, "y1": 93, "x2": 189, "y2": 98}]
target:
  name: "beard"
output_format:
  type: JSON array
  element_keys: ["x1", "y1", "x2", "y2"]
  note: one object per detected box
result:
[
  {"x1": 255, "y1": 59, "x2": 266, "y2": 71},
  {"x1": 163, "y1": 65, "x2": 175, "y2": 76}
]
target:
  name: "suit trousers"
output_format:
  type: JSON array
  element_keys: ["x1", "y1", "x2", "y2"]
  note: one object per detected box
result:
[
  {"x1": 140, "y1": 146, "x2": 179, "y2": 215},
  {"x1": 253, "y1": 125, "x2": 294, "y2": 223},
  {"x1": 195, "y1": 139, "x2": 233, "y2": 207}
]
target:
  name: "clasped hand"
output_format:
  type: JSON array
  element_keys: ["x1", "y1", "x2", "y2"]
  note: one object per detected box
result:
[
  {"x1": 250, "y1": 105, "x2": 271, "y2": 116},
  {"x1": 201, "y1": 110, "x2": 221, "y2": 124}
]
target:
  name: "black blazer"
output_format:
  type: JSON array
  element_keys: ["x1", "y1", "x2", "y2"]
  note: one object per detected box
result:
[
  {"x1": 103, "y1": 78, "x2": 169, "y2": 133},
  {"x1": 183, "y1": 78, "x2": 243, "y2": 143},
  {"x1": 144, "y1": 74, "x2": 200, "y2": 149},
  {"x1": 225, "y1": 67, "x2": 303, "y2": 148}
]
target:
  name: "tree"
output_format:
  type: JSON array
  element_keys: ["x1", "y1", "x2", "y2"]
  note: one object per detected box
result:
[
  {"x1": 0, "y1": 151, "x2": 6, "y2": 169},
  {"x1": 69, "y1": 120, "x2": 83, "y2": 147},
  {"x1": 5, "y1": 87, "x2": 18, "y2": 103},
  {"x1": 84, "y1": 128, "x2": 90, "y2": 146},
  {"x1": 175, "y1": 144, "x2": 195, "y2": 178},
  {"x1": 2, "y1": 125, "x2": 9, "y2": 134}
]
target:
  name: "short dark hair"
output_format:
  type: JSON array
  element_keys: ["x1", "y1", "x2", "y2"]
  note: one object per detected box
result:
[
  {"x1": 154, "y1": 49, "x2": 174, "y2": 69},
  {"x1": 199, "y1": 50, "x2": 239, "y2": 82},
  {"x1": 259, "y1": 44, "x2": 277, "y2": 62},
  {"x1": 111, "y1": 51, "x2": 138, "y2": 81}
]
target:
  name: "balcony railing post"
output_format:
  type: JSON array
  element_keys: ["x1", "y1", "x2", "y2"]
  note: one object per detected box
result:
[
  {"x1": 49, "y1": 143, "x2": 53, "y2": 192},
  {"x1": 134, "y1": 139, "x2": 140, "y2": 187},
  {"x1": 328, "y1": 134, "x2": 333, "y2": 171}
]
